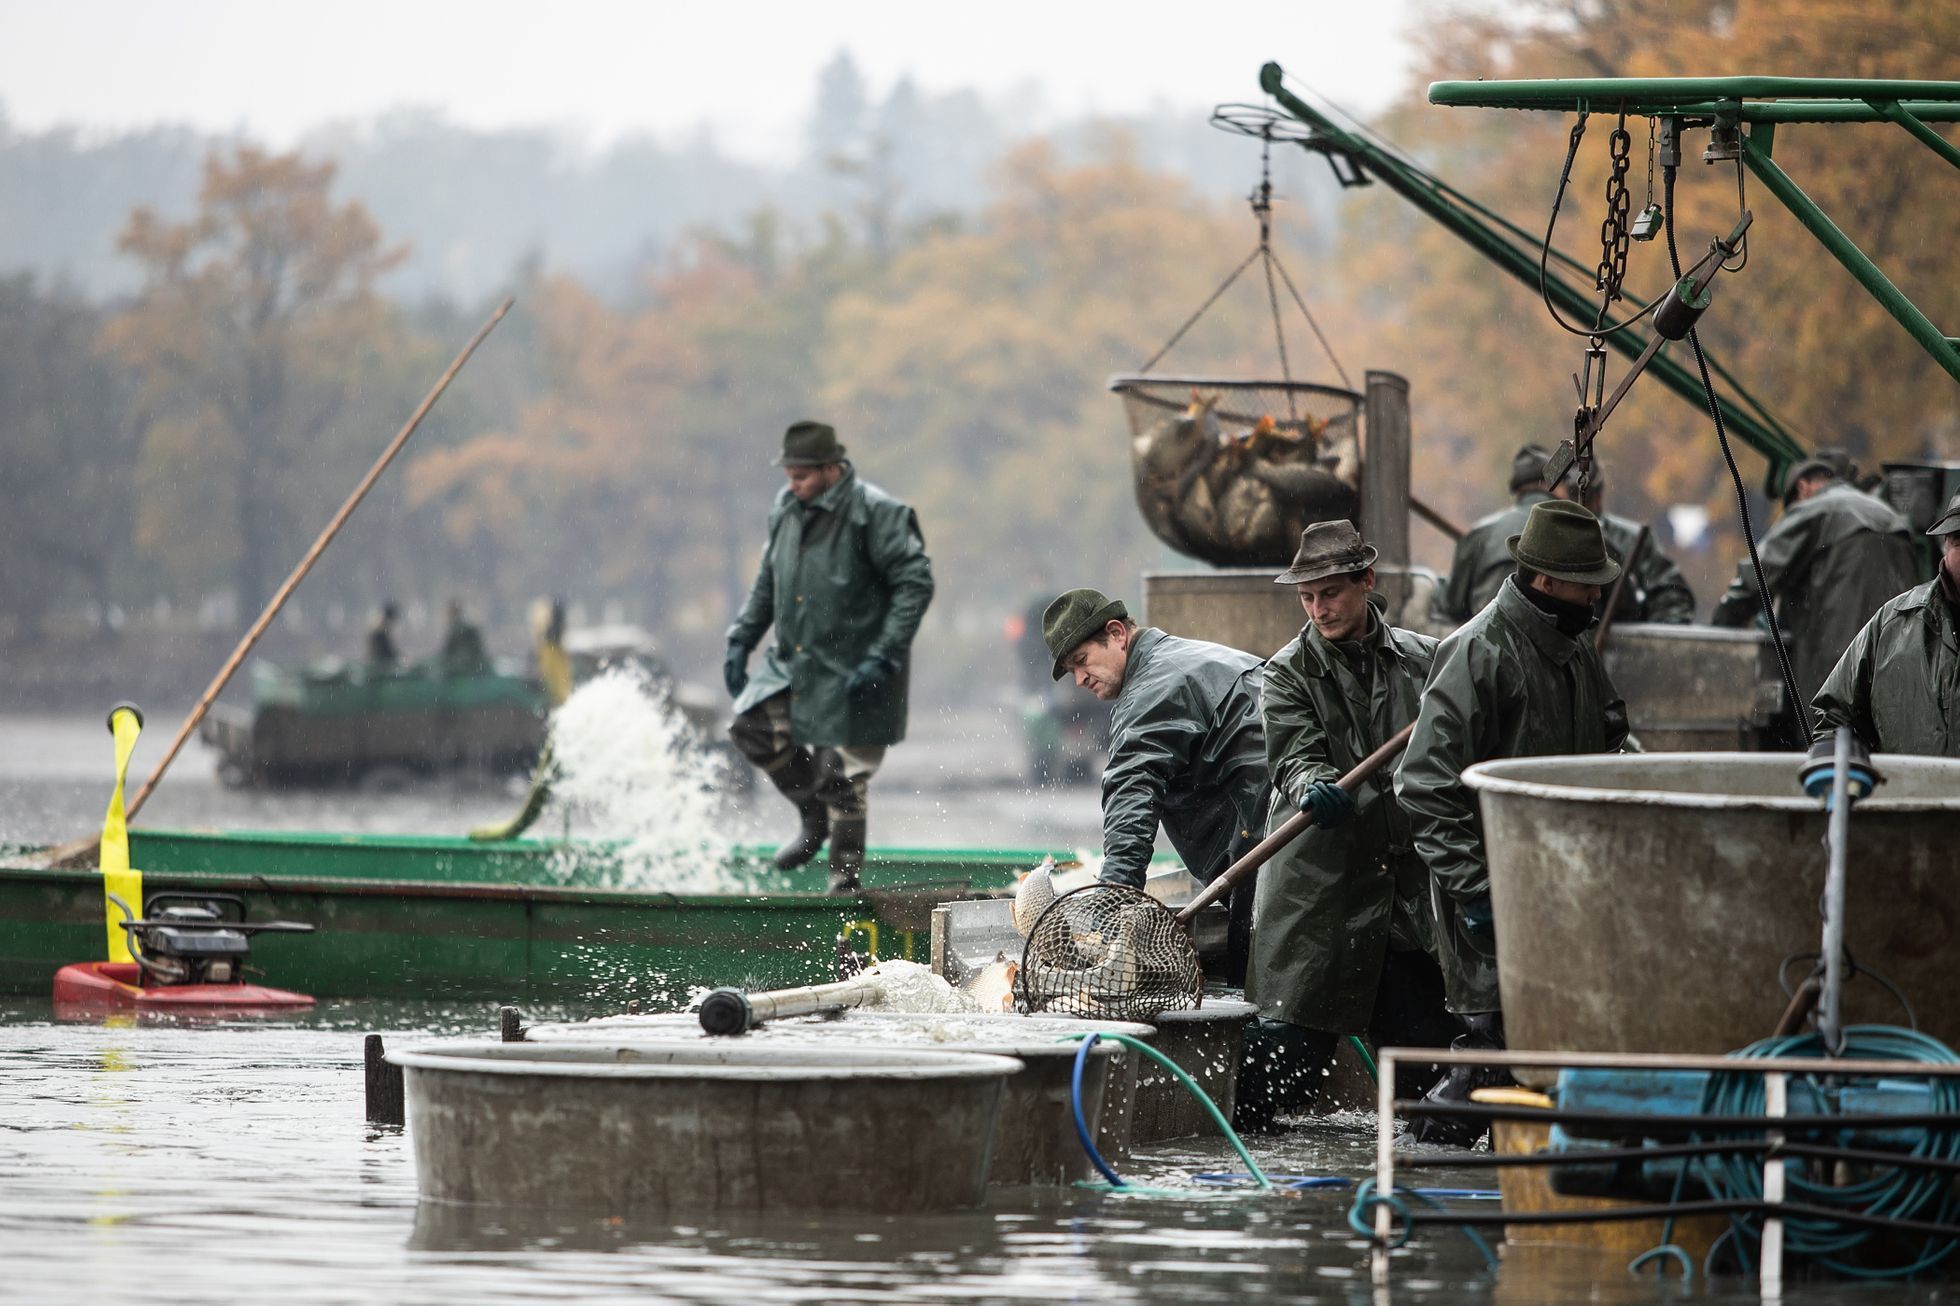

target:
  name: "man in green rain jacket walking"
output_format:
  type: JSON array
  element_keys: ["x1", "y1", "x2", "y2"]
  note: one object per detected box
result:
[
  {"x1": 1712, "y1": 458, "x2": 1920, "y2": 709},
  {"x1": 1237, "y1": 522, "x2": 1460, "y2": 1131},
  {"x1": 725, "y1": 421, "x2": 935, "y2": 895},
  {"x1": 1045, "y1": 588, "x2": 1269, "y2": 984},
  {"x1": 1397, "y1": 500, "x2": 1629, "y2": 1138},
  {"x1": 1812, "y1": 491, "x2": 1960, "y2": 757}
]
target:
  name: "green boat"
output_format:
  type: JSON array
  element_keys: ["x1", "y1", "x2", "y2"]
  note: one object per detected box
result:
[{"x1": 0, "y1": 830, "x2": 1047, "y2": 1005}]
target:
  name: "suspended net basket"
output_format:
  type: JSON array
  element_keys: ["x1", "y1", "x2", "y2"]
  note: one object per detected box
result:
[
  {"x1": 1110, "y1": 374, "x2": 1362, "y2": 567},
  {"x1": 1015, "y1": 884, "x2": 1204, "y2": 1023}
]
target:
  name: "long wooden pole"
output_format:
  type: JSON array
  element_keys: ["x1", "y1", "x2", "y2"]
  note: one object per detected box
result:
[
  {"x1": 1176, "y1": 719, "x2": 1418, "y2": 924},
  {"x1": 1593, "y1": 524, "x2": 1651, "y2": 653},
  {"x1": 43, "y1": 299, "x2": 512, "y2": 865},
  {"x1": 1410, "y1": 496, "x2": 1466, "y2": 542}
]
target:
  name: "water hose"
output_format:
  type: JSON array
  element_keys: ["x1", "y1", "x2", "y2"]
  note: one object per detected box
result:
[{"x1": 1061, "y1": 1031, "x2": 1273, "y2": 1192}]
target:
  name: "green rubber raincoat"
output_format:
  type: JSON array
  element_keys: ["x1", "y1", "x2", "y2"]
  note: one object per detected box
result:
[
  {"x1": 1599, "y1": 512, "x2": 1696, "y2": 625},
  {"x1": 1098, "y1": 628, "x2": 1268, "y2": 889},
  {"x1": 1432, "y1": 491, "x2": 1552, "y2": 624},
  {"x1": 1810, "y1": 578, "x2": 1959, "y2": 757},
  {"x1": 1711, "y1": 483, "x2": 1920, "y2": 704},
  {"x1": 727, "y1": 466, "x2": 934, "y2": 747},
  {"x1": 1249, "y1": 608, "x2": 1439, "y2": 1033},
  {"x1": 1395, "y1": 578, "x2": 1629, "y2": 1013}
]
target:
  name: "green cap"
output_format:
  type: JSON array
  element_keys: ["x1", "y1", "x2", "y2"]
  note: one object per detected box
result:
[
  {"x1": 1780, "y1": 457, "x2": 1838, "y2": 506},
  {"x1": 775, "y1": 420, "x2": 848, "y2": 467},
  {"x1": 1043, "y1": 588, "x2": 1129, "y2": 680},
  {"x1": 1507, "y1": 500, "x2": 1622, "y2": 587}
]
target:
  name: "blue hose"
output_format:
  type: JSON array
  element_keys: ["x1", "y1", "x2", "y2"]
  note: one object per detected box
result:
[{"x1": 1070, "y1": 1033, "x2": 1126, "y2": 1187}]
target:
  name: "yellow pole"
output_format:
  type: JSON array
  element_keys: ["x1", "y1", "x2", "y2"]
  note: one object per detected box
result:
[{"x1": 100, "y1": 704, "x2": 144, "y2": 962}]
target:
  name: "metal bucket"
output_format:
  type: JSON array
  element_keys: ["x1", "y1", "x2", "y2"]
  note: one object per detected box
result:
[
  {"x1": 1465, "y1": 752, "x2": 1960, "y2": 1060},
  {"x1": 390, "y1": 1041, "x2": 1019, "y2": 1213},
  {"x1": 1131, "y1": 997, "x2": 1258, "y2": 1144},
  {"x1": 523, "y1": 1011, "x2": 1154, "y2": 1184}
]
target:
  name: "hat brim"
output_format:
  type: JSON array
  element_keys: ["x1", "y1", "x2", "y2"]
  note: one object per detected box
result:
[
  {"x1": 1050, "y1": 599, "x2": 1131, "y2": 680},
  {"x1": 1273, "y1": 545, "x2": 1379, "y2": 586},
  {"x1": 1507, "y1": 534, "x2": 1622, "y2": 587},
  {"x1": 1926, "y1": 510, "x2": 1960, "y2": 537}
]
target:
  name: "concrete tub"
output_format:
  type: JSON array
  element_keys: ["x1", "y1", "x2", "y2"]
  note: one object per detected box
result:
[
  {"x1": 1131, "y1": 997, "x2": 1258, "y2": 1144},
  {"x1": 391, "y1": 1041, "x2": 1019, "y2": 1213},
  {"x1": 1466, "y1": 752, "x2": 1960, "y2": 1060},
  {"x1": 523, "y1": 1011, "x2": 1155, "y2": 1184}
]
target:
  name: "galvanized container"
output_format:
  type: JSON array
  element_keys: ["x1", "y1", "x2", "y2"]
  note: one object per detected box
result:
[
  {"x1": 1131, "y1": 997, "x2": 1258, "y2": 1144},
  {"x1": 1466, "y1": 753, "x2": 1960, "y2": 1060},
  {"x1": 524, "y1": 1011, "x2": 1154, "y2": 1185},
  {"x1": 391, "y1": 1041, "x2": 1019, "y2": 1213}
]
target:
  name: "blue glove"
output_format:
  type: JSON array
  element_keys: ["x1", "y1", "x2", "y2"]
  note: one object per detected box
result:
[
  {"x1": 846, "y1": 655, "x2": 896, "y2": 698},
  {"x1": 722, "y1": 643, "x2": 751, "y2": 698},
  {"x1": 1459, "y1": 894, "x2": 1495, "y2": 939},
  {"x1": 1299, "y1": 779, "x2": 1355, "y2": 828}
]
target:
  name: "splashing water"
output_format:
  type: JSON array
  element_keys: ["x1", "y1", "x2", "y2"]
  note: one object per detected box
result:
[{"x1": 542, "y1": 667, "x2": 754, "y2": 893}]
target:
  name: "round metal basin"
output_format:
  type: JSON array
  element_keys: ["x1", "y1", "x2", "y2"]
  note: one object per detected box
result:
[
  {"x1": 390, "y1": 1041, "x2": 1020, "y2": 1213},
  {"x1": 523, "y1": 1011, "x2": 1153, "y2": 1184},
  {"x1": 1465, "y1": 752, "x2": 1960, "y2": 1059},
  {"x1": 1132, "y1": 997, "x2": 1258, "y2": 1145}
]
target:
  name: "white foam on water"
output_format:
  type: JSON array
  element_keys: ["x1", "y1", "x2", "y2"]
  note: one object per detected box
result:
[{"x1": 542, "y1": 667, "x2": 753, "y2": 893}]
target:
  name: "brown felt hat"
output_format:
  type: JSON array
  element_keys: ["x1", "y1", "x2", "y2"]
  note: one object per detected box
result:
[
  {"x1": 1510, "y1": 443, "x2": 1553, "y2": 492},
  {"x1": 1043, "y1": 588, "x2": 1129, "y2": 680},
  {"x1": 1927, "y1": 490, "x2": 1960, "y2": 537},
  {"x1": 775, "y1": 420, "x2": 848, "y2": 467},
  {"x1": 1507, "y1": 500, "x2": 1622, "y2": 587},
  {"x1": 1274, "y1": 520, "x2": 1379, "y2": 585}
]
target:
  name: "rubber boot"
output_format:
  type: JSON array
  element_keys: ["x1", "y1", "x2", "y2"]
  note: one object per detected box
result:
[
  {"x1": 1405, "y1": 1011, "x2": 1506, "y2": 1147},
  {"x1": 1232, "y1": 1019, "x2": 1339, "y2": 1134},
  {"x1": 768, "y1": 750, "x2": 830, "y2": 870},
  {"x1": 826, "y1": 816, "x2": 866, "y2": 896}
]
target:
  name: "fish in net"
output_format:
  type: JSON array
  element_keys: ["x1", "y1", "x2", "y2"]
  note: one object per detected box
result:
[{"x1": 1014, "y1": 884, "x2": 1203, "y2": 1023}]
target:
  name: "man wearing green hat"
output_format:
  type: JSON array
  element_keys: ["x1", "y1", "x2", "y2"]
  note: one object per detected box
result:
[
  {"x1": 1236, "y1": 521, "x2": 1460, "y2": 1131},
  {"x1": 1432, "y1": 444, "x2": 1555, "y2": 624},
  {"x1": 1548, "y1": 459, "x2": 1696, "y2": 625},
  {"x1": 1044, "y1": 586, "x2": 1269, "y2": 982},
  {"x1": 1811, "y1": 490, "x2": 1960, "y2": 757},
  {"x1": 1396, "y1": 499, "x2": 1629, "y2": 1138},
  {"x1": 1711, "y1": 456, "x2": 1919, "y2": 711},
  {"x1": 725, "y1": 421, "x2": 935, "y2": 894}
]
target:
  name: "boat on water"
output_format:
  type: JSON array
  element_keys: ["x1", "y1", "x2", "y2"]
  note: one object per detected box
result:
[{"x1": 0, "y1": 830, "x2": 1057, "y2": 1005}]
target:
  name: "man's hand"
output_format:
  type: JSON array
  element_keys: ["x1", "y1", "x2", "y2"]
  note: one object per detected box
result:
[
  {"x1": 1459, "y1": 894, "x2": 1495, "y2": 939},
  {"x1": 723, "y1": 642, "x2": 751, "y2": 698},
  {"x1": 846, "y1": 654, "x2": 896, "y2": 698},
  {"x1": 1299, "y1": 779, "x2": 1355, "y2": 828}
]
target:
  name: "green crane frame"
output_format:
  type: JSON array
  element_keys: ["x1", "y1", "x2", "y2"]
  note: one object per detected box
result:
[
  {"x1": 1258, "y1": 62, "x2": 1809, "y2": 482},
  {"x1": 1426, "y1": 76, "x2": 1960, "y2": 401}
]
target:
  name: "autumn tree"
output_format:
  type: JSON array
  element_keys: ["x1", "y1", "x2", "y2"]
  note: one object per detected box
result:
[{"x1": 102, "y1": 145, "x2": 408, "y2": 612}]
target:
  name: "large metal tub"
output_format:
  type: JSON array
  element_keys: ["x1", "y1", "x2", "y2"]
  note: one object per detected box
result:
[
  {"x1": 524, "y1": 1011, "x2": 1152, "y2": 1185},
  {"x1": 1467, "y1": 753, "x2": 1960, "y2": 1060},
  {"x1": 391, "y1": 1041, "x2": 1019, "y2": 1213},
  {"x1": 1132, "y1": 997, "x2": 1258, "y2": 1144},
  {"x1": 1596, "y1": 624, "x2": 1773, "y2": 751}
]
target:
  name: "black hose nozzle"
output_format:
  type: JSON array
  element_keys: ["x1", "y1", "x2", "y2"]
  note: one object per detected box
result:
[{"x1": 698, "y1": 988, "x2": 755, "y2": 1036}]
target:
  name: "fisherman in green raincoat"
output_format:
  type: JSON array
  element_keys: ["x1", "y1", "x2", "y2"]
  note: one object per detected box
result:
[
  {"x1": 1432, "y1": 444, "x2": 1555, "y2": 624},
  {"x1": 1044, "y1": 588, "x2": 1269, "y2": 983},
  {"x1": 1550, "y1": 460, "x2": 1696, "y2": 624},
  {"x1": 725, "y1": 421, "x2": 935, "y2": 894},
  {"x1": 1235, "y1": 522, "x2": 1459, "y2": 1131},
  {"x1": 1711, "y1": 458, "x2": 1921, "y2": 709},
  {"x1": 1811, "y1": 491, "x2": 1960, "y2": 757},
  {"x1": 1396, "y1": 500, "x2": 1630, "y2": 1139}
]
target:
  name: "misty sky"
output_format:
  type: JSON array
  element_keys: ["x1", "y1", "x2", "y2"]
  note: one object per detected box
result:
[{"x1": 0, "y1": 0, "x2": 1420, "y2": 157}]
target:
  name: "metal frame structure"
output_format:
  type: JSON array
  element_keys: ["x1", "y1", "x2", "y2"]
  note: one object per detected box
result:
[
  {"x1": 1258, "y1": 62, "x2": 1809, "y2": 478},
  {"x1": 1426, "y1": 76, "x2": 1960, "y2": 390}
]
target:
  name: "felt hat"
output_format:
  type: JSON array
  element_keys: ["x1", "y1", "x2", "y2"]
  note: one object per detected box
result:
[
  {"x1": 1510, "y1": 443, "x2": 1553, "y2": 492},
  {"x1": 775, "y1": 420, "x2": 848, "y2": 467},
  {"x1": 1927, "y1": 490, "x2": 1960, "y2": 537},
  {"x1": 1273, "y1": 520, "x2": 1379, "y2": 585},
  {"x1": 1507, "y1": 500, "x2": 1622, "y2": 587},
  {"x1": 1043, "y1": 588, "x2": 1129, "y2": 681}
]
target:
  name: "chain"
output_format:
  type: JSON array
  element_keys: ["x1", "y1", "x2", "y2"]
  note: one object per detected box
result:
[
  {"x1": 1645, "y1": 116, "x2": 1657, "y2": 211},
  {"x1": 1594, "y1": 110, "x2": 1633, "y2": 304}
]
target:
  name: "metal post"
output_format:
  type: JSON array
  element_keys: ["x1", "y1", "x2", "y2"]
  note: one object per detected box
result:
[
  {"x1": 1362, "y1": 371, "x2": 1411, "y2": 568},
  {"x1": 500, "y1": 1005, "x2": 524, "y2": 1042},
  {"x1": 364, "y1": 1033, "x2": 405, "y2": 1126},
  {"x1": 1820, "y1": 727, "x2": 1853, "y2": 1055},
  {"x1": 1372, "y1": 1048, "x2": 1397, "y2": 1284},
  {"x1": 1761, "y1": 1071, "x2": 1788, "y2": 1300},
  {"x1": 1741, "y1": 136, "x2": 1960, "y2": 387}
]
